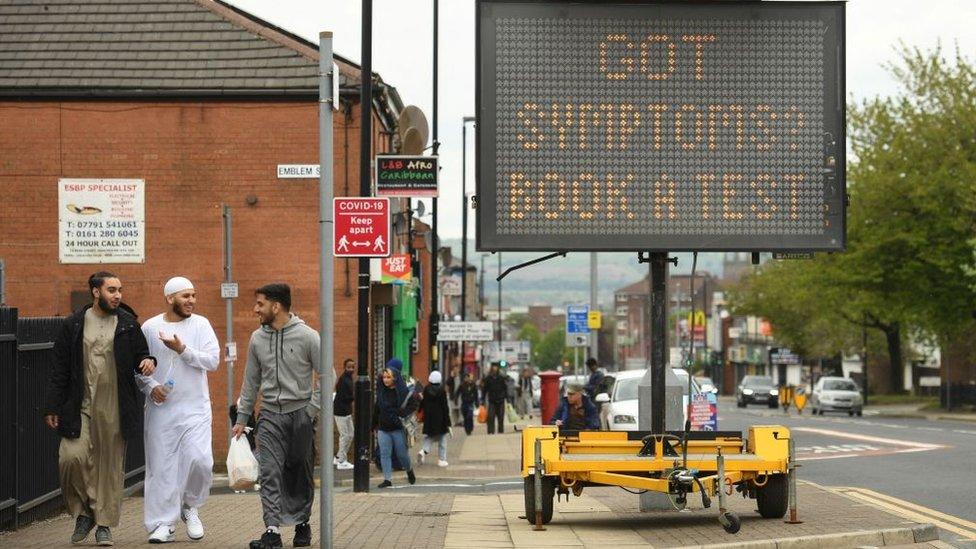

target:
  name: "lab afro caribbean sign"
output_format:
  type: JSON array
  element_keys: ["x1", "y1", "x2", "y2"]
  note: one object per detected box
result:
[{"x1": 476, "y1": 0, "x2": 846, "y2": 252}]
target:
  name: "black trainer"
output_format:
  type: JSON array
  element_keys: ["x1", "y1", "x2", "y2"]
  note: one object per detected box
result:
[
  {"x1": 95, "y1": 526, "x2": 113, "y2": 546},
  {"x1": 248, "y1": 529, "x2": 283, "y2": 549},
  {"x1": 293, "y1": 522, "x2": 311, "y2": 547},
  {"x1": 407, "y1": 469, "x2": 416, "y2": 485},
  {"x1": 70, "y1": 515, "x2": 95, "y2": 544},
  {"x1": 377, "y1": 480, "x2": 392, "y2": 489}
]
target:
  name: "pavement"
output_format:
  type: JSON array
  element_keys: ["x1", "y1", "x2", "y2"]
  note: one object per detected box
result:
[
  {"x1": 865, "y1": 403, "x2": 976, "y2": 424},
  {"x1": 1, "y1": 410, "x2": 966, "y2": 548}
]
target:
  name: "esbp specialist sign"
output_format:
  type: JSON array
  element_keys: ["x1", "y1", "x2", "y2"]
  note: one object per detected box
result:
[
  {"x1": 477, "y1": 1, "x2": 845, "y2": 251},
  {"x1": 333, "y1": 198, "x2": 391, "y2": 258},
  {"x1": 376, "y1": 155, "x2": 438, "y2": 197},
  {"x1": 58, "y1": 179, "x2": 145, "y2": 263}
]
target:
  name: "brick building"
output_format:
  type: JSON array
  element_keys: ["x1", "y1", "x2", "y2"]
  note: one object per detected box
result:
[{"x1": 0, "y1": 0, "x2": 434, "y2": 460}]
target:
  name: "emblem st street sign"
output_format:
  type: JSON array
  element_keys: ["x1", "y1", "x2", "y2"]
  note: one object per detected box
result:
[{"x1": 333, "y1": 198, "x2": 391, "y2": 258}]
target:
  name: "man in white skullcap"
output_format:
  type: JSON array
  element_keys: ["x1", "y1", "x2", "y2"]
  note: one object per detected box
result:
[{"x1": 137, "y1": 277, "x2": 220, "y2": 543}]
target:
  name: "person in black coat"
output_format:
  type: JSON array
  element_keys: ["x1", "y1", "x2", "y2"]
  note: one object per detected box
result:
[
  {"x1": 455, "y1": 373, "x2": 480, "y2": 435},
  {"x1": 481, "y1": 364, "x2": 508, "y2": 434},
  {"x1": 418, "y1": 370, "x2": 451, "y2": 466},
  {"x1": 43, "y1": 272, "x2": 156, "y2": 545},
  {"x1": 372, "y1": 359, "x2": 416, "y2": 488},
  {"x1": 333, "y1": 358, "x2": 356, "y2": 469}
]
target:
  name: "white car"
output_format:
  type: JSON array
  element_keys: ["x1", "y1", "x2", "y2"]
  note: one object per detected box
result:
[
  {"x1": 810, "y1": 376, "x2": 863, "y2": 416},
  {"x1": 605, "y1": 369, "x2": 701, "y2": 431}
]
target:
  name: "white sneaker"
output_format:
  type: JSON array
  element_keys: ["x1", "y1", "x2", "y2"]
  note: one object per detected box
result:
[
  {"x1": 437, "y1": 460, "x2": 449, "y2": 467},
  {"x1": 336, "y1": 460, "x2": 354, "y2": 470},
  {"x1": 417, "y1": 449, "x2": 427, "y2": 464},
  {"x1": 181, "y1": 507, "x2": 204, "y2": 541},
  {"x1": 148, "y1": 524, "x2": 175, "y2": 544},
  {"x1": 332, "y1": 456, "x2": 341, "y2": 466}
]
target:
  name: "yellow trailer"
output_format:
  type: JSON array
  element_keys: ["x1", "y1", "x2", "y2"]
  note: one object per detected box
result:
[{"x1": 520, "y1": 426, "x2": 797, "y2": 534}]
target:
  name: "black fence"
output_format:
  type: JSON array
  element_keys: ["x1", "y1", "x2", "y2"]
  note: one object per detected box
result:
[{"x1": 0, "y1": 307, "x2": 145, "y2": 530}]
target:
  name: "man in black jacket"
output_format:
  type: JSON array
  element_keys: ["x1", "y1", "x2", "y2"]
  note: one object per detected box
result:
[
  {"x1": 481, "y1": 364, "x2": 509, "y2": 434},
  {"x1": 44, "y1": 272, "x2": 156, "y2": 546},
  {"x1": 333, "y1": 358, "x2": 355, "y2": 470}
]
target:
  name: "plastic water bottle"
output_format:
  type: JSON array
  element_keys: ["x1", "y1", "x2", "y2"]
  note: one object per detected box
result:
[{"x1": 154, "y1": 378, "x2": 175, "y2": 406}]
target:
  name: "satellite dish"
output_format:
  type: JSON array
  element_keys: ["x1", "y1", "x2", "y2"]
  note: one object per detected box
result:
[
  {"x1": 415, "y1": 200, "x2": 427, "y2": 218},
  {"x1": 397, "y1": 105, "x2": 429, "y2": 155}
]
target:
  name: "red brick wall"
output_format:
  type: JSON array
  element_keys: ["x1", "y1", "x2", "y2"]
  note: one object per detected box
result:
[{"x1": 0, "y1": 98, "x2": 394, "y2": 459}]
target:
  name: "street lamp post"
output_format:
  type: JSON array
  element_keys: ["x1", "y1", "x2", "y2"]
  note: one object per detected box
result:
[
  {"x1": 460, "y1": 116, "x2": 475, "y2": 374},
  {"x1": 480, "y1": 253, "x2": 489, "y2": 319}
]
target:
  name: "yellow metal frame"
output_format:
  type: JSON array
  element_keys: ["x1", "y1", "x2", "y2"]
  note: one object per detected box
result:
[{"x1": 521, "y1": 425, "x2": 791, "y2": 498}]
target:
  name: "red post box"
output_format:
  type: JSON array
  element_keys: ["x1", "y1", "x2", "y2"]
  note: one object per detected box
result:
[{"x1": 539, "y1": 371, "x2": 562, "y2": 425}]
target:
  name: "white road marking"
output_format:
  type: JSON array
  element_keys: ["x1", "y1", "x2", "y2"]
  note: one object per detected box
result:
[
  {"x1": 792, "y1": 427, "x2": 945, "y2": 450},
  {"x1": 835, "y1": 487, "x2": 976, "y2": 541}
]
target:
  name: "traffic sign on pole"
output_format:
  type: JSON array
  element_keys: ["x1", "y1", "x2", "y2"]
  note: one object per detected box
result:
[
  {"x1": 566, "y1": 304, "x2": 590, "y2": 347},
  {"x1": 333, "y1": 197, "x2": 391, "y2": 257}
]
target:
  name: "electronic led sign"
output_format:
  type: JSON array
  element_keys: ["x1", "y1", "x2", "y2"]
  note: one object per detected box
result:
[{"x1": 477, "y1": 1, "x2": 845, "y2": 251}]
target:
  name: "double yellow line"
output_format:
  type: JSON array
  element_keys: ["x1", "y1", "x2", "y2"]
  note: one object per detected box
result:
[{"x1": 835, "y1": 486, "x2": 976, "y2": 541}]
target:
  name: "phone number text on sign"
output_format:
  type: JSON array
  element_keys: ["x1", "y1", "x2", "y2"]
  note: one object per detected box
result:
[{"x1": 477, "y1": 1, "x2": 846, "y2": 252}]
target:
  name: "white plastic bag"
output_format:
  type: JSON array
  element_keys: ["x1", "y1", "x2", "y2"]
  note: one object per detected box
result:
[{"x1": 226, "y1": 435, "x2": 259, "y2": 490}]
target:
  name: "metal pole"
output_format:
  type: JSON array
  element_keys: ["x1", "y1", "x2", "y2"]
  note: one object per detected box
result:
[
  {"x1": 317, "y1": 31, "x2": 336, "y2": 549},
  {"x1": 650, "y1": 252, "x2": 668, "y2": 434},
  {"x1": 460, "y1": 118, "x2": 470, "y2": 372},
  {"x1": 353, "y1": 0, "x2": 374, "y2": 494},
  {"x1": 0, "y1": 258, "x2": 6, "y2": 306},
  {"x1": 861, "y1": 316, "x2": 868, "y2": 406},
  {"x1": 480, "y1": 254, "x2": 486, "y2": 318},
  {"x1": 222, "y1": 206, "x2": 234, "y2": 442},
  {"x1": 590, "y1": 252, "x2": 598, "y2": 361},
  {"x1": 574, "y1": 347, "x2": 579, "y2": 377},
  {"x1": 784, "y1": 436, "x2": 802, "y2": 523},
  {"x1": 429, "y1": 0, "x2": 440, "y2": 372},
  {"x1": 496, "y1": 253, "x2": 502, "y2": 343}
]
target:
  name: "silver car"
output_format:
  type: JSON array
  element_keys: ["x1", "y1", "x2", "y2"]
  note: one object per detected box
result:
[{"x1": 810, "y1": 376, "x2": 863, "y2": 416}]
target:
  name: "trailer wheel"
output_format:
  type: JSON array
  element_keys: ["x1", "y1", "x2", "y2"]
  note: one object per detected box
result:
[
  {"x1": 523, "y1": 476, "x2": 556, "y2": 525},
  {"x1": 756, "y1": 474, "x2": 788, "y2": 518}
]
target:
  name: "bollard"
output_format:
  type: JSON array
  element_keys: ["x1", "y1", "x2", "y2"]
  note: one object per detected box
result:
[
  {"x1": 784, "y1": 436, "x2": 803, "y2": 524},
  {"x1": 533, "y1": 437, "x2": 546, "y2": 531}
]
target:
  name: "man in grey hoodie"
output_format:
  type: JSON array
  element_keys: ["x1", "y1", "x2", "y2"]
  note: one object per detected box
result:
[{"x1": 232, "y1": 283, "x2": 322, "y2": 549}]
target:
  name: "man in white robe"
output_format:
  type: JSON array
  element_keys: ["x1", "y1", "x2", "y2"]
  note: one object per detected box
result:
[{"x1": 138, "y1": 277, "x2": 220, "y2": 543}]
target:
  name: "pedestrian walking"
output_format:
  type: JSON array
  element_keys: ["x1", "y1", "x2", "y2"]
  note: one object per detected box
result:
[
  {"x1": 138, "y1": 277, "x2": 220, "y2": 543},
  {"x1": 446, "y1": 364, "x2": 463, "y2": 427},
  {"x1": 456, "y1": 373, "x2": 479, "y2": 435},
  {"x1": 550, "y1": 383, "x2": 600, "y2": 430},
  {"x1": 43, "y1": 271, "x2": 157, "y2": 546},
  {"x1": 481, "y1": 364, "x2": 508, "y2": 434},
  {"x1": 584, "y1": 357, "x2": 606, "y2": 399},
  {"x1": 418, "y1": 371, "x2": 451, "y2": 467},
  {"x1": 373, "y1": 360, "x2": 417, "y2": 488},
  {"x1": 333, "y1": 358, "x2": 355, "y2": 470},
  {"x1": 517, "y1": 367, "x2": 535, "y2": 419},
  {"x1": 233, "y1": 284, "x2": 323, "y2": 549}
]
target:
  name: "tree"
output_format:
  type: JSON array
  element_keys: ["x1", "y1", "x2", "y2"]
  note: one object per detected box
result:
[
  {"x1": 518, "y1": 322, "x2": 542, "y2": 351},
  {"x1": 730, "y1": 47, "x2": 976, "y2": 394}
]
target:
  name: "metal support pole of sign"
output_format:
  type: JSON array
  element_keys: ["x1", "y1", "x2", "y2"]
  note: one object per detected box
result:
[
  {"x1": 353, "y1": 0, "x2": 374, "y2": 494},
  {"x1": 222, "y1": 206, "x2": 234, "y2": 442},
  {"x1": 590, "y1": 253, "x2": 597, "y2": 361},
  {"x1": 574, "y1": 347, "x2": 579, "y2": 377},
  {"x1": 649, "y1": 252, "x2": 669, "y2": 435},
  {"x1": 784, "y1": 436, "x2": 803, "y2": 523},
  {"x1": 429, "y1": 0, "x2": 440, "y2": 372},
  {"x1": 533, "y1": 437, "x2": 545, "y2": 531},
  {"x1": 318, "y1": 31, "x2": 337, "y2": 549},
  {"x1": 461, "y1": 117, "x2": 474, "y2": 373}
]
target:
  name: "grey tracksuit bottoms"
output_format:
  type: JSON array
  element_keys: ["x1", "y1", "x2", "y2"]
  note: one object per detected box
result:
[{"x1": 256, "y1": 408, "x2": 315, "y2": 527}]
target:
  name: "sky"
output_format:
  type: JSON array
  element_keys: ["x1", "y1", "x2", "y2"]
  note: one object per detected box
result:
[{"x1": 225, "y1": 0, "x2": 975, "y2": 241}]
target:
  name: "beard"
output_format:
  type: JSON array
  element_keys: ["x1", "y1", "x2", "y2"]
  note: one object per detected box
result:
[
  {"x1": 258, "y1": 313, "x2": 273, "y2": 326},
  {"x1": 98, "y1": 295, "x2": 119, "y2": 315},
  {"x1": 171, "y1": 302, "x2": 191, "y2": 319}
]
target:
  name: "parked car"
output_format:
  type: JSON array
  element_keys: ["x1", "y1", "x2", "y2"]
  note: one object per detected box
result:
[
  {"x1": 606, "y1": 369, "x2": 700, "y2": 431},
  {"x1": 695, "y1": 376, "x2": 718, "y2": 395},
  {"x1": 736, "y1": 375, "x2": 778, "y2": 408},
  {"x1": 810, "y1": 376, "x2": 863, "y2": 416}
]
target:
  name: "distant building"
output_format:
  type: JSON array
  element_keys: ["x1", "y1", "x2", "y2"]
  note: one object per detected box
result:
[{"x1": 528, "y1": 304, "x2": 566, "y2": 335}]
